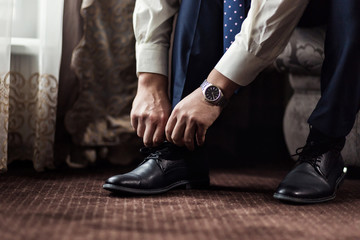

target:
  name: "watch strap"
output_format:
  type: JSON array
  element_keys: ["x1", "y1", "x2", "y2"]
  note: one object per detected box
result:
[
  {"x1": 201, "y1": 79, "x2": 211, "y2": 91},
  {"x1": 201, "y1": 79, "x2": 228, "y2": 107},
  {"x1": 215, "y1": 94, "x2": 228, "y2": 107}
]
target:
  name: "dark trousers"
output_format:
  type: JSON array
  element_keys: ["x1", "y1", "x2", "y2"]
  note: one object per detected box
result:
[
  {"x1": 171, "y1": 0, "x2": 224, "y2": 108},
  {"x1": 171, "y1": 0, "x2": 360, "y2": 138},
  {"x1": 307, "y1": 0, "x2": 360, "y2": 138}
]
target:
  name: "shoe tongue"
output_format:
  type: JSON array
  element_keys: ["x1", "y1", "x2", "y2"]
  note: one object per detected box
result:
[
  {"x1": 304, "y1": 141, "x2": 328, "y2": 156},
  {"x1": 307, "y1": 127, "x2": 345, "y2": 152},
  {"x1": 304, "y1": 138, "x2": 345, "y2": 157},
  {"x1": 157, "y1": 144, "x2": 187, "y2": 160},
  {"x1": 140, "y1": 142, "x2": 187, "y2": 160}
]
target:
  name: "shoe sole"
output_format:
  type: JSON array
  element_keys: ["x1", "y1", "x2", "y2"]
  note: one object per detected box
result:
[
  {"x1": 273, "y1": 171, "x2": 346, "y2": 204},
  {"x1": 103, "y1": 179, "x2": 209, "y2": 195}
]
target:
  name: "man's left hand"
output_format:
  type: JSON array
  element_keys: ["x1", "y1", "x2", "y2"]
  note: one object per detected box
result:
[
  {"x1": 165, "y1": 69, "x2": 239, "y2": 150},
  {"x1": 165, "y1": 88, "x2": 222, "y2": 151}
]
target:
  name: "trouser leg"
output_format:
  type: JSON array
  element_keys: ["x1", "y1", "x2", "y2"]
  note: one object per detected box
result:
[
  {"x1": 171, "y1": 0, "x2": 223, "y2": 108},
  {"x1": 307, "y1": 0, "x2": 360, "y2": 138}
]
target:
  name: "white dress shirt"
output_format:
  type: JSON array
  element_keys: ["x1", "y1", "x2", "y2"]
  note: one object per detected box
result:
[{"x1": 133, "y1": 0, "x2": 310, "y2": 86}]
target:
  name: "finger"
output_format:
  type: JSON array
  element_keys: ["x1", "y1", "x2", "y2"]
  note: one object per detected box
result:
[
  {"x1": 143, "y1": 121, "x2": 156, "y2": 147},
  {"x1": 153, "y1": 122, "x2": 166, "y2": 146},
  {"x1": 137, "y1": 120, "x2": 145, "y2": 138},
  {"x1": 165, "y1": 114, "x2": 176, "y2": 143},
  {"x1": 130, "y1": 112, "x2": 138, "y2": 131},
  {"x1": 184, "y1": 122, "x2": 196, "y2": 151},
  {"x1": 171, "y1": 118, "x2": 186, "y2": 146},
  {"x1": 196, "y1": 124, "x2": 207, "y2": 146}
]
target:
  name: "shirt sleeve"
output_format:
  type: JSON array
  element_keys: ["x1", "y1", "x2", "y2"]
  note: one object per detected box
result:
[
  {"x1": 215, "y1": 0, "x2": 310, "y2": 86},
  {"x1": 133, "y1": 0, "x2": 180, "y2": 77}
]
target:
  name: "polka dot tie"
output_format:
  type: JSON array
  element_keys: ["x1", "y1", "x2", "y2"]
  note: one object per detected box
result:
[{"x1": 223, "y1": 0, "x2": 246, "y2": 52}]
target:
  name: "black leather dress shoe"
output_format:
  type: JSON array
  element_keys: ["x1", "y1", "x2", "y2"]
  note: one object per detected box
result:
[
  {"x1": 274, "y1": 140, "x2": 347, "y2": 203},
  {"x1": 103, "y1": 142, "x2": 209, "y2": 195}
]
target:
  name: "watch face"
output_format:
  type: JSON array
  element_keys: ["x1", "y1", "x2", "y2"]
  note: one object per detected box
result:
[{"x1": 205, "y1": 85, "x2": 220, "y2": 102}]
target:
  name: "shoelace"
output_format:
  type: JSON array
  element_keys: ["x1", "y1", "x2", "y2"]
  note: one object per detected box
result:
[
  {"x1": 135, "y1": 151, "x2": 165, "y2": 171},
  {"x1": 291, "y1": 143, "x2": 322, "y2": 169},
  {"x1": 140, "y1": 145, "x2": 166, "y2": 155},
  {"x1": 138, "y1": 142, "x2": 183, "y2": 171}
]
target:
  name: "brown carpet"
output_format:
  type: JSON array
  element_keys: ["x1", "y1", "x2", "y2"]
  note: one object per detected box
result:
[{"x1": 1, "y1": 164, "x2": 360, "y2": 240}]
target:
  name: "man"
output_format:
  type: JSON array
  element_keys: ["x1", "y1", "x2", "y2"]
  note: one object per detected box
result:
[{"x1": 103, "y1": 0, "x2": 360, "y2": 203}]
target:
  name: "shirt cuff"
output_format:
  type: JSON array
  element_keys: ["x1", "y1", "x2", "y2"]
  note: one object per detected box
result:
[
  {"x1": 136, "y1": 43, "x2": 169, "y2": 77},
  {"x1": 215, "y1": 43, "x2": 270, "y2": 86}
]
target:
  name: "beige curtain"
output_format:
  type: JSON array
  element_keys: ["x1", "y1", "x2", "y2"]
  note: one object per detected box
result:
[
  {"x1": 1, "y1": 0, "x2": 140, "y2": 172},
  {"x1": 0, "y1": 0, "x2": 64, "y2": 172},
  {"x1": 0, "y1": 0, "x2": 13, "y2": 172}
]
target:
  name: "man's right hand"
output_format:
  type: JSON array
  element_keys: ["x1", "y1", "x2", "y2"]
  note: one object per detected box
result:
[{"x1": 130, "y1": 73, "x2": 171, "y2": 147}]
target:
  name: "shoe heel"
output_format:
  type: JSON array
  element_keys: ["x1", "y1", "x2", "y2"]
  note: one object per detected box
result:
[
  {"x1": 185, "y1": 179, "x2": 210, "y2": 190},
  {"x1": 336, "y1": 168, "x2": 347, "y2": 190}
]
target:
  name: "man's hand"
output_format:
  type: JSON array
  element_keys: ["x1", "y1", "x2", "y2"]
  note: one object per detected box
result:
[
  {"x1": 131, "y1": 73, "x2": 171, "y2": 147},
  {"x1": 165, "y1": 88, "x2": 222, "y2": 151},
  {"x1": 165, "y1": 69, "x2": 239, "y2": 151}
]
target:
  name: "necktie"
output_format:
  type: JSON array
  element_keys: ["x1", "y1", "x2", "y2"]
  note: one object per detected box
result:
[{"x1": 223, "y1": 0, "x2": 246, "y2": 52}]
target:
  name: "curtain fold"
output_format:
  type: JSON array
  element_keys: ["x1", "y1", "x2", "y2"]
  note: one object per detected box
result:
[
  {"x1": 0, "y1": 0, "x2": 64, "y2": 172},
  {"x1": 33, "y1": 0, "x2": 64, "y2": 170},
  {"x1": 0, "y1": 0, "x2": 13, "y2": 172}
]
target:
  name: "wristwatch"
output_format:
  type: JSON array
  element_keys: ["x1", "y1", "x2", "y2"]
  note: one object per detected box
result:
[{"x1": 201, "y1": 79, "x2": 228, "y2": 107}]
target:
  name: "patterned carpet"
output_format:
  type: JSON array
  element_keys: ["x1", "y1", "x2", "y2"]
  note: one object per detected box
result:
[{"x1": 1, "y1": 163, "x2": 360, "y2": 240}]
